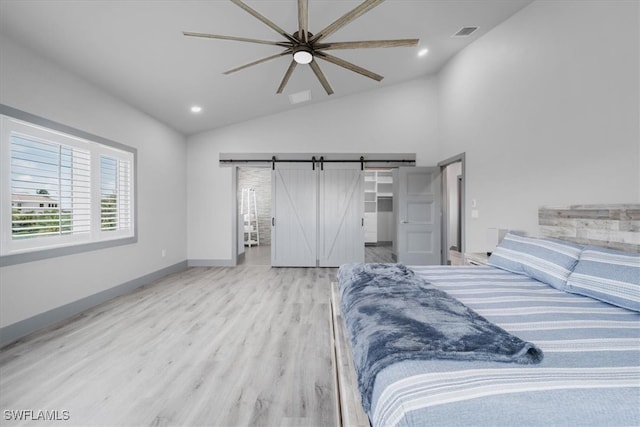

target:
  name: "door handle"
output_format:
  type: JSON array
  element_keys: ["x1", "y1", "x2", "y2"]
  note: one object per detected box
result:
[
  {"x1": 272, "y1": 217, "x2": 275, "y2": 226},
  {"x1": 401, "y1": 220, "x2": 408, "y2": 224}
]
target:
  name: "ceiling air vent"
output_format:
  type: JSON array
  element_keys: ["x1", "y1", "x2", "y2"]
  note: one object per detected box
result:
[
  {"x1": 289, "y1": 90, "x2": 312, "y2": 105},
  {"x1": 453, "y1": 26, "x2": 478, "y2": 37}
]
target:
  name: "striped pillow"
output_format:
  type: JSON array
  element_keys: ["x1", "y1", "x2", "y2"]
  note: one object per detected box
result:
[
  {"x1": 488, "y1": 232, "x2": 583, "y2": 289},
  {"x1": 565, "y1": 246, "x2": 640, "y2": 312}
]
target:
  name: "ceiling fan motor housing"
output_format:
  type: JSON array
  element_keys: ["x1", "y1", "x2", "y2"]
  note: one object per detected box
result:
[{"x1": 293, "y1": 30, "x2": 314, "y2": 41}]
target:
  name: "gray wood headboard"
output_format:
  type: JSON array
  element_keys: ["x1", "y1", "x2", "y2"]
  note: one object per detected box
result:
[{"x1": 539, "y1": 204, "x2": 640, "y2": 252}]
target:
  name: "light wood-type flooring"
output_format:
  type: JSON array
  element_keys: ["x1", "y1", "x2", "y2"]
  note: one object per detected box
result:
[
  {"x1": 364, "y1": 244, "x2": 394, "y2": 264},
  {"x1": 239, "y1": 243, "x2": 395, "y2": 267},
  {"x1": 0, "y1": 266, "x2": 339, "y2": 427},
  {"x1": 239, "y1": 245, "x2": 271, "y2": 266}
]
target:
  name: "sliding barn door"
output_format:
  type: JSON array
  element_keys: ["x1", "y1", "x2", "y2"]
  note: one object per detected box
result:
[
  {"x1": 271, "y1": 164, "x2": 317, "y2": 267},
  {"x1": 318, "y1": 165, "x2": 364, "y2": 267}
]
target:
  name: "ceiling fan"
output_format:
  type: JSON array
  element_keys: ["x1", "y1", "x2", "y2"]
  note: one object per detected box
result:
[{"x1": 183, "y1": 0, "x2": 419, "y2": 95}]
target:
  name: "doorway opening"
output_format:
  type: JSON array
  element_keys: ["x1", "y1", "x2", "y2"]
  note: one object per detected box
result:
[
  {"x1": 364, "y1": 168, "x2": 396, "y2": 263},
  {"x1": 439, "y1": 153, "x2": 465, "y2": 265},
  {"x1": 337, "y1": 165, "x2": 444, "y2": 265},
  {"x1": 236, "y1": 167, "x2": 272, "y2": 266}
]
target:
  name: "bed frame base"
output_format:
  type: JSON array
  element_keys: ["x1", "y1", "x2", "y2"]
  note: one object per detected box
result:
[{"x1": 330, "y1": 281, "x2": 370, "y2": 427}]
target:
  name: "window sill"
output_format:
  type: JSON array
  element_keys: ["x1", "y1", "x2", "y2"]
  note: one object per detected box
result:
[{"x1": 0, "y1": 236, "x2": 137, "y2": 267}]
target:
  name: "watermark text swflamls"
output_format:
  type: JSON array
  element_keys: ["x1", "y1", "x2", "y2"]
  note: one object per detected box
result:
[{"x1": 3, "y1": 409, "x2": 70, "y2": 421}]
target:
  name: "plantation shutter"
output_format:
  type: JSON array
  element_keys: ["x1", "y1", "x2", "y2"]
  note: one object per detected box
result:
[
  {"x1": 10, "y1": 133, "x2": 91, "y2": 239},
  {"x1": 100, "y1": 155, "x2": 133, "y2": 232}
]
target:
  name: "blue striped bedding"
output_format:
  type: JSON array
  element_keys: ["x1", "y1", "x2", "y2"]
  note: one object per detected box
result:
[{"x1": 369, "y1": 265, "x2": 640, "y2": 427}]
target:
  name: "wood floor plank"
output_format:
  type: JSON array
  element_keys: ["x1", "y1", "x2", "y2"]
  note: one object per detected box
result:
[
  {"x1": 365, "y1": 244, "x2": 395, "y2": 263},
  {"x1": 0, "y1": 266, "x2": 339, "y2": 427}
]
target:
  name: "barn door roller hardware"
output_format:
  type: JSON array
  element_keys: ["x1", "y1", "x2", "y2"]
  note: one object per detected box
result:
[{"x1": 220, "y1": 155, "x2": 415, "y2": 169}]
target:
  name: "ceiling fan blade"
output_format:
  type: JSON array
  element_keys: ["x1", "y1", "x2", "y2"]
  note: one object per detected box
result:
[
  {"x1": 309, "y1": 60, "x2": 334, "y2": 95},
  {"x1": 183, "y1": 31, "x2": 290, "y2": 47},
  {"x1": 298, "y1": 0, "x2": 309, "y2": 42},
  {"x1": 223, "y1": 50, "x2": 291, "y2": 75},
  {"x1": 310, "y1": 0, "x2": 384, "y2": 44},
  {"x1": 277, "y1": 60, "x2": 298, "y2": 94},
  {"x1": 315, "y1": 39, "x2": 419, "y2": 50},
  {"x1": 314, "y1": 51, "x2": 383, "y2": 82},
  {"x1": 231, "y1": 0, "x2": 297, "y2": 44}
]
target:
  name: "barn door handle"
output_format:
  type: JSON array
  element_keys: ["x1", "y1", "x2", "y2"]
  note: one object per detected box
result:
[
  {"x1": 361, "y1": 218, "x2": 364, "y2": 226},
  {"x1": 272, "y1": 217, "x2": 275, "y2": 226}
]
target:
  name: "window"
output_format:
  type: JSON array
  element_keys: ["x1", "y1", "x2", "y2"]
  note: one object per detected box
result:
[
  {"x1": 10, "y1": 133, "x2": 91, "y2": 241},
  {"x1": 100, "y1": 154, "x2": 132, "y2": 232},
  {"x1": 1, "y1": 110, "x2": 136, "y2": 262}
]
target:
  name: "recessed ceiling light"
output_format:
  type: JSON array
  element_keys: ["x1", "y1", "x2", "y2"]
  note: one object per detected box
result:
[
  {"x1": 190, "y1": 105, "x2": 202, "y2": 113},
  {"x1": 418, "y1": 48, "x2": 429, "y2": 57}
]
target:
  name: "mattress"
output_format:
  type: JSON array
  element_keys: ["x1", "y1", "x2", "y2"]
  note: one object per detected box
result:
[{"x1": 369, "y1": 265, "x2": 640, "y2": 427}]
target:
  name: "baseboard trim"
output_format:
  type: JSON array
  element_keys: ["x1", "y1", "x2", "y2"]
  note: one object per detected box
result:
[
  {"x1": 0, "y1": 260, "x2": 188, "y2": 348},
  {"x1": 188, "y1": 259, "x2": 235, "y2": 267}
]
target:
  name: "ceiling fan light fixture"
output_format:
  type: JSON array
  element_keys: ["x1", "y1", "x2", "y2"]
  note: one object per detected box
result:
[{"x1": 293, "y1": 46, "x2": 313, "y2": 64}]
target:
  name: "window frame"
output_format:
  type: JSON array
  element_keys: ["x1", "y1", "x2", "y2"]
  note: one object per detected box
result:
[{"x1": 0, "y1": 105, "x2": 137, "y2": 267}]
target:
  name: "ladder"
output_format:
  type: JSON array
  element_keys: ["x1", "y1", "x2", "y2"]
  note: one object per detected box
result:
[{"x1": 241, "y1": 188, "x2": 259, "y2": 247}]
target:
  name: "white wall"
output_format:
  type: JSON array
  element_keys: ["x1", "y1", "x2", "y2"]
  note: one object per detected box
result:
[
  {"x1": 0, "y1": 35, "x2": 188, "y2": 328},
  {"x1": 187, "y1": 77, "x2": 439, "y2": 262},
  {"x1": 438, "y1": 0, "x2": 640, "y2": 252}
]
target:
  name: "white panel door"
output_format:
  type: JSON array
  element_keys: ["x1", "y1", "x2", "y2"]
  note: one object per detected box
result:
[
  {"x1": 318, "y1": 165, "x2": 364, "y2": 267},
  {"x1": 271, "y1": 165, "x2": 317, "y2": 267},
  {"x1": 396, "y1": 167, "x2": 442, "y2": 265}
]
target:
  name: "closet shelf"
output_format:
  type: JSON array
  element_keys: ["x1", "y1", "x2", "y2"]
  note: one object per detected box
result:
[{"x1": 364, "y1": 169, "x2": 394, "y2": 244}]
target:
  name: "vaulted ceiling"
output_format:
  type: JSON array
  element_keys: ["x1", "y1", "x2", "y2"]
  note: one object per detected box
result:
[{"x1": 0, "y1": 1, "x2": 532, "y2": 135}]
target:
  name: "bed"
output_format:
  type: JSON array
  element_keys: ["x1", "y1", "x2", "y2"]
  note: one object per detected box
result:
[{"x1": 330, "y1": 204, "x2": 640, "y2": 427}]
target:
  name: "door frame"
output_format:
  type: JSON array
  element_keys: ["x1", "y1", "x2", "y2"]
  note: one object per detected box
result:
[
  {"x1": 232, "y1": 164, "x2": 273, "y2": 266},
  {"x1": 438, "y1": 153, "x2": 466, "y2": 264},
  {"x1": 232, "y1": 166, "x2": 239, "y2": 266}
]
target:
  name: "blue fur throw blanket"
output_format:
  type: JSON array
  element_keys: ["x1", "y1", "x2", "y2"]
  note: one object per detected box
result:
[{"x1": 337, "y1": 263, "x2": 543, "y2": 413}]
